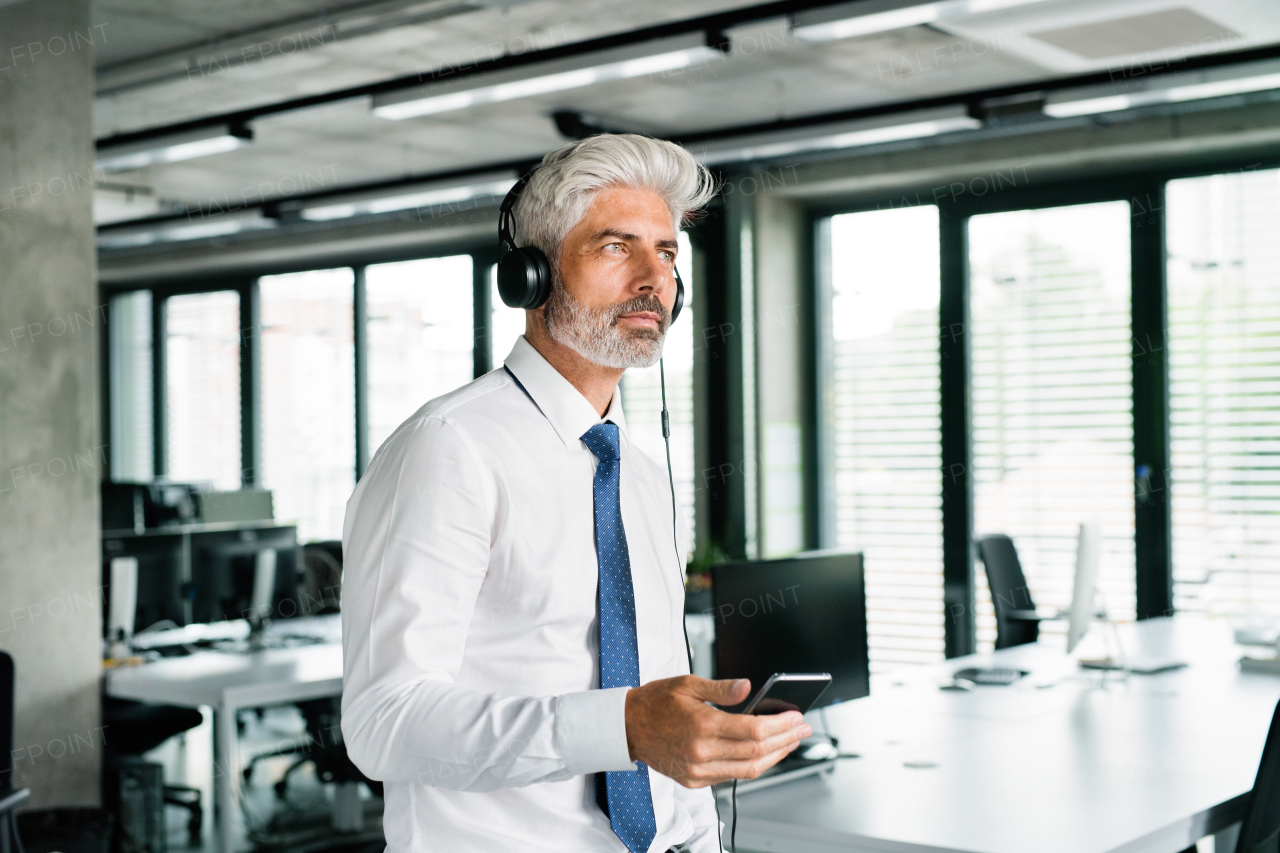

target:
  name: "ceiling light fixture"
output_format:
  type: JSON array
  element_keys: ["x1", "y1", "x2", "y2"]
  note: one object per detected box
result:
[
  {"x1": 97, "y1": 211, "x2": 274, "y2": 249},
  {"x1": 791, "y1": 0, "x2": 1052, "y2": 42},
  {"x1": 277, "y1": 172, "x2": 520, "y2": 221},
  {"x1": 372, "y1": 33, "x2": 726, "y2": 121},
  {"x1": 96, "y1": 123, "x2": 253, "y2": 172},
  {"x1": 1044, "y1": 58, "x2": 1280, "y2": 117},
  {"x1": 692, "y1": 105, "x2": 981, "y2": 164}
]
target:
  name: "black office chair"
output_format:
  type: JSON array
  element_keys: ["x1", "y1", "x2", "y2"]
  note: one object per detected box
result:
[
  {"x1": 241, "y1": 696, "x2": 382, "y2": 800},
  {"x1": 1233, "y1": 696, "x2": 1280, "y2": 853},
  {"x1": 976, "y1": 534, "x2": 1044, "y2": 650},
  {"x1": 241, "y1": 543, "x2": 380, "y2": 800},
  {"x1": 299, "y1": 541, "x2": 343, "y2": 616},
  {"x1": 0, "y1": 652, "x2": 32, "y2": 851},
  {"x1": 102, "y1": 697, "x2": 204, "y2": 846}
]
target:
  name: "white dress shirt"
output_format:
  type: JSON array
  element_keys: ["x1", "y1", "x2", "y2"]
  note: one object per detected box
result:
[{"x1": 341, "y1": 335, "x2": 719, "y2": 853}]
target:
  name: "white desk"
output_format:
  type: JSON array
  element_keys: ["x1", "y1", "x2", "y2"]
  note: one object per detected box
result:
[
  {"x1": 726, "y1": 616, "x2": 1279, "y2": 853},
  {"x1": 104, "y1": 615, "x2": 344, "y2": 853}
]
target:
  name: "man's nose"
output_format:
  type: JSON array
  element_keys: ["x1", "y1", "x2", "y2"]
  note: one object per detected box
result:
[{"x1": 636, "y1": 254, "x2": 672, "y2": 298}]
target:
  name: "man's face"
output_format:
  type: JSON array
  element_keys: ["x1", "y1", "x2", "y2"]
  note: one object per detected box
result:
[{"x1": 542, "y1": 185, "x2": 679, "y2": 369}]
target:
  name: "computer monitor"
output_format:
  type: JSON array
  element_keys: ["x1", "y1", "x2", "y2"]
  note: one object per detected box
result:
[
  {"x1": 102, "y1": 535, "x2": 187, "y2": 633},
  {"x1": 711, "y1": 550, "x2": 869, "y2": 711},
  {"x1": 107, "y1": 557, "x2": 139, "y2": 643},
  {"x1": 191, "y1": 527, "x2": 299, "y2": 624},
  {"x1": 1066, "y1": 521, "x2": 1102, "y2": 654}
]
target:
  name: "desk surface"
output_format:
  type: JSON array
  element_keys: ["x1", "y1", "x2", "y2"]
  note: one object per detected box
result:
[
  {"x1": 105, "y1": 615, "x2": 343, "y2": 709},
  {"x1": 729, "y1": 616, "x2": 1279, "y2": 853}
]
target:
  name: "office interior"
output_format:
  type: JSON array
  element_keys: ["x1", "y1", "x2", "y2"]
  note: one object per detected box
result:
[{"x1": 2, "y1": 0, "x2": 1280, "y2": 850}]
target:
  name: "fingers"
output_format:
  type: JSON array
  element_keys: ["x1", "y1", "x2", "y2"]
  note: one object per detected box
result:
[
  {"x1": 710, "y1": 707, "x2": 807, "y2": 742},
  {"x1": 683, "y1": 675, "x2": 751, "y2": 705},
  {"x1": 683, "y1": 741, "x2": 803, "y2": 787},
  {"x1": 699, "y1": 718, "x2": 811, "y2": 761}
]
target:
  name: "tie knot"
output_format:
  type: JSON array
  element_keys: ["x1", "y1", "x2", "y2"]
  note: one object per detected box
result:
[{"x1": 581, "y1": 423, "x2": 620, "y2": 461}]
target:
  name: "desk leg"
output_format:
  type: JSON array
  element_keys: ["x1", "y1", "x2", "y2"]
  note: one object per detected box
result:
[
  {"x1": 1213, "y1": 822, "x2": 1240, "y2": 853},
  {"x1": 213, "y1": 703, "x2": 239, "y2": 853}
]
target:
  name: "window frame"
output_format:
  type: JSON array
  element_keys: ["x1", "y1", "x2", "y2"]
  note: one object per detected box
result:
[
  {"x1": 803, "y1": 152, "x2": 1280, "y2": 657},
  {"x1": 99, "y1": 149, "x2": 1280, "y2": 636},
  {"x1": 100, "y1": 237, "x2": 497, "y2": 498}
]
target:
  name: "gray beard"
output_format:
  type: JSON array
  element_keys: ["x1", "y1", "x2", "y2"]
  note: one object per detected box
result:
[{"x1": 543, "y1": 281, "x2": 668, "y2": 369}]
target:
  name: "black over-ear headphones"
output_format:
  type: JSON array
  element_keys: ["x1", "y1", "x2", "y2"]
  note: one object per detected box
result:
[{"x1": 496, "y1": 170, "x2": 684, "y2": 324}]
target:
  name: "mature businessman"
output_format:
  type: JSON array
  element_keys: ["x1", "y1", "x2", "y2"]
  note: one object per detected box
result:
[{"x1": 341, "y1": 134, "x2": 811, "y2": 853}]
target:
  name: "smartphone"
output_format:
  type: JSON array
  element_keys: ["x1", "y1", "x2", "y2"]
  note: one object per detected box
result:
[{"x1": 736, "y1": 673, "x2": 832, "y2": 715}]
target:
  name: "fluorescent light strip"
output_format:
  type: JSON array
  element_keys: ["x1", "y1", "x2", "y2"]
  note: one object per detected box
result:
[
  {"x1": 291, "y1": 171, "x2": 519, "y2": 219},
  {"x1": 792, "y1": 0, "x2": 1051, "y2": 42},
  {"x1": 694, "y1": 106, "x2": 980, "y2": 164},
  {"x1": 1044, "y1": 61, "x2": 1280, "y2": 118},
  {"x1": 96, "y1": 124, "x2": 252, "y2": 172},
  {"x1": 373, "y1": 33, "x2": 722, "y2": 120},
  {"x1": 794, "y1": 3, "x2": 939, "y2": 41},
  {"x1": 98, "y1": 212, "x2": 274, "y2": 249}
]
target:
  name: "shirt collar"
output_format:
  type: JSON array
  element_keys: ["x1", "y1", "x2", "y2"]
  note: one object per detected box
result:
[{"x1": 503, "y1": 335, "x2": 628, "y2": 448}]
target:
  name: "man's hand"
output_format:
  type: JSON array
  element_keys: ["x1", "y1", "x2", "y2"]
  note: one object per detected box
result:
[{"x1": 624, "y1": 676, "x2": 812, "y2": 788}]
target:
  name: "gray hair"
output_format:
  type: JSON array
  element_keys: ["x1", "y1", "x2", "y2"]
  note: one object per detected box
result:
[{"x1": 511, "y1": 134, "x2": 717, "y2": 270}]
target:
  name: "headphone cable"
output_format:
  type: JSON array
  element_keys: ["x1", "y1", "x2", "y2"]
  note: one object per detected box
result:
[{"x1": 660, "y1": 357, "x2": 726, "y2": 853}]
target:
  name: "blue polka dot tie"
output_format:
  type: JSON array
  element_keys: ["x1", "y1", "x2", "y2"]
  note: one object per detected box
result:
[{"x1": 581, "y1": 423, "x2": 657, "y2": 853}]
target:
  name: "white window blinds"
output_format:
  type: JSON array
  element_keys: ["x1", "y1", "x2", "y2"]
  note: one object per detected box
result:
[
  {"x1": 827, "y1": 206, "x2": 944, "y2": 671},
  {"x1": 969, "y1": 202, "x2": 1136, "y2": 650},
  {"x1": 1168, "y1": 167, "x2": 1280, "y2": 616}
]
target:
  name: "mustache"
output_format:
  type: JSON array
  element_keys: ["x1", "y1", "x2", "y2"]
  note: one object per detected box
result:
[{"x1": 607, "y1": 294, "x2": 670, "y2": 330}]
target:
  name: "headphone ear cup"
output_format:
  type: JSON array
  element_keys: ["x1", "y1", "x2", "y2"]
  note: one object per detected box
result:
[
  {"x1": 670, "y1": 270, "x2": 685, "y2": 325},
  {"x1": 497, "y1": 246, "x2": 553, "y2": 309}
]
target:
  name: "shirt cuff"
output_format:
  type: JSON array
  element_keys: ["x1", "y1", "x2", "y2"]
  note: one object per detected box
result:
[{"x1": 556, "y1": 686, "x2": 634, "y2": 775}]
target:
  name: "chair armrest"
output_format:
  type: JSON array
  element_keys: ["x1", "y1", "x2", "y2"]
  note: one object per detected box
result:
[
  {"x1": 0, "y1": 788, "x2": 31, "y2": 815},
  {"x1": 1005, "y1": 609, "x2": 1044, "y2": 622}
]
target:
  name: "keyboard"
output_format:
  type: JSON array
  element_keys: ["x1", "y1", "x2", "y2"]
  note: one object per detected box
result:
[{"x1": 952, "y1": 667, "x2": 1027, "y2": 685}]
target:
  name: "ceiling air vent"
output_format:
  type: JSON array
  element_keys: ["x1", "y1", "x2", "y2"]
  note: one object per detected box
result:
[{"x1": 1029, "y1": 7, "x2": 1241, "y2": 60}]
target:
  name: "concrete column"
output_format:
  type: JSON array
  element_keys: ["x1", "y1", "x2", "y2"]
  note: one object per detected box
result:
[{"x1": 0, "y1": 0, "x2": 102, "y2": 806}]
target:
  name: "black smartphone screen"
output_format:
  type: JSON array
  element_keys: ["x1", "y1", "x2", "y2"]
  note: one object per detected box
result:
[{"x1": 738, "y1": 674, "x2": 832, "y2": 715}]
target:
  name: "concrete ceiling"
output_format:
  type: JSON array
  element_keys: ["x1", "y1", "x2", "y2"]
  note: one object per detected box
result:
[{"x1": 91, "y1": 0, "x2": 1280, "y2": 230}]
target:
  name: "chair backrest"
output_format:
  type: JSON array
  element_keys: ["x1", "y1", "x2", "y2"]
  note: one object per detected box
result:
[
  {"x1": 0, "y1": 651, "x2": 13, "y2": 791},
  {"x1": 300, "y1": 542, "x2": 343, "y2": 615},
  {"x1": 976, "y1": 535, "x2": 1039, "y2": 650},
  {"x1": 1237, "y1": 697, "x2": 1280, "y2": 853}
]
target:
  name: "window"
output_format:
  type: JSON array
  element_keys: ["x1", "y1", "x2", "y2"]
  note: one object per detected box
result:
[
  {"x1": 365, "y1": 255, "x2": 474, "y2": 455},
  {"x1": 165, "y1": 291, "x2": 241, "y2": 489},
  {"x1": 969, "y1": 202, "x2": 1136, "y2": 650},
  {"x1": 621, "y1": 232, "x2": 697, "y2": 547},
  {"x1": 1168, "y1": 167, "x2": 1280, "y2": 616},
  {"x1": 490, "y1": 265, "x2": 526, "y2": 368},
  {"x1": 109, "y1": 290, "x2": 153, "y2": 482},
  {"x1": 259, "y1": 269, "x2": 355, "y2": 542},
  {"x1": 826, "y1": 206, "x2": 943, "y2": 671}
]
